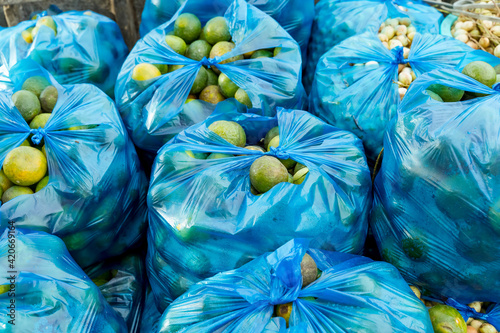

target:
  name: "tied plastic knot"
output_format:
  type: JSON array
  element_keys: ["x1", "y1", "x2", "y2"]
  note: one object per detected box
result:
[
  {"x1": 268, "y1": 146, "x2": 290, "y2": 160},
  {"x1": 30, "y1": 127, "x2": 46, "y2": 145},
  {"x1": 200, "y1": 56, "x2": 219, "y2": 68},
  {"x1": 493, "y1": 82, "x2": 500, "y2": 92},
  {"x1": 392, "y1": 46, "x2": 408, "y2": 65},
  {"x1": 444, "y1": 298, "x2": 490, "y2": 323}
]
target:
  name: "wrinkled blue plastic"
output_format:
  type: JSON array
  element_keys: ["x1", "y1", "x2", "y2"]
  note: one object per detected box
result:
[
  {"x1": 85, "y1": 253, "x2": 146, "y2": 333},
  {"x1": 0, "y1": 61, "x2": 148, "y2": 268},
  {"x1": 310, "y1": 32, "x2": 472, "y2": 161},
  {"x1": 0, "y1": 228, "x2": 127, "y2": 333},
  {"x1": 140, "y1": 287, "x2": 163, "y2": 333},
  {"x1": 115, "y1": 0, "x2": 306, "y2": 155},
  {"x1": 371, "y1": 52, "x2": 500, "y2": 302},
  {"x1": 440, "y1": 298, "x2": 500, "y2": 330},
  {"x1": 147, "y1": 103, "x2": 372, "y2": 311},
  {"x1": 140, "y1": 0, "x2": 313, "y2": 67},
  {"x1": 0, "y1": 10, "x2": 129, "y2": 97},
  {"x1": 156, "y1": 238, "x2": 432, "y2": 332},
  {"x1": 304, "y1": 0, "x2": 442, "y2": 92}
]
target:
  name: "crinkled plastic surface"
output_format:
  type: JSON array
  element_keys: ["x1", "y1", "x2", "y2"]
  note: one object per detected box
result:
[
  {"x1": 147, "y1": 103, "x2": 372, "y2": 311},
  {"x1": 0, "y1": 61, "x2": 148, "y2": 268},
  {"x1": 139, "y1": 0, "x2": 313, "y2": 66},
  {"x1": 115, "y1": 0, "x2": 306, "y2": 155},
  {"x1": 140, "y1": 287, "x2": 163, "y2": 333},
  {"x1": 310, "y1": 32, "x2": 472, "y2": 161},
  {"x1": 0, "y1": 228, "x2": 127, "y2": 333},
  {"x1": 371, "y1": 55, "x2": 500, "y2": 302},
  {"x1": 0, "y1": 10, "x2": 129, "y2": 97},
  {"x1": 156, "y1": 239, "x2": 432, "y2": 332},
  {"x1": 440, "y1": 298, "x2": 500, "y2": 330},
  {"x1": 85, "y1": 253, "x2": 147, "y2": 333},
  {"x1": 304, "y1": 0, "x2": 442, "y2": 92}
]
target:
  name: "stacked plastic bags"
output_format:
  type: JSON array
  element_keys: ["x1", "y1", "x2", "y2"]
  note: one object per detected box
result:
[
  {"x1": 371, "y1": 52, "x2": 500, "y2": 303},
  {"x1": 156, "y1": 239, "x2": 433, "y2": 332},
  {"x1": 0, "y1": 228, "x2": 127, "y2": 332},
  {"x1": 0, "y1": 61, "x2": 147, "y2": 268},
  {"x1": 0, "y1": 10, "x2": 128, "y2": 96},
  {"x1": 304, "y1": 0, "x2": 442, "y2": 91},
  {"x1": 115, "y1": 0, "x2": 306, "y2": 155}
]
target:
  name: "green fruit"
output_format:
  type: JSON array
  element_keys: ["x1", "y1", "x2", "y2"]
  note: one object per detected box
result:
[
  {"x1": 426, "y1": 90, "x2": 443, "y2": 102},
  {"x1": 293, "y1": 167, "x2": 309, "y2": 185},
  {"x1": 165, "y1": 35, "x2": 187, "y2": 55},
  {"x1": 207, "y1": 153, "x2": 233, "y2": 159},
  {"x1": 35, "y1": 16, "x2": 57, "y2": 36},
  {"x1": 186, "y1": 40, "x2": 212, "y2": 61},
  {"x1": 12, "y1": 90, "x2": 41, "y2": 122},
  {"x1": 199, "y1": 27, "x2": 206, "y2": 41},
  {"x1": 301, "y1": 253, "x2": 318, "y2": 287},
  {"x1": 427, "y1": 84, "x2": 464, "y2": 102},
  {"x1": 275, "y1": 302, "x2": 293, "y2": 327},
  {"x1": 294, "y1": 162, "x2": 306, "y2": 174},
  {"x1": 274, "y1": 47, "x2": 281, "y2": 56},
  {"x1": 264, "y1": 126, "x2": 279, "y2": 149},
  {"x1": 244, "y1": 145, "x2": 265, "y2": 153},
  {"x1": 249, "y1": 156, "x2": 289, "y2": 193},
  {"x1": 267, "y1": 135, "x2": 296, "y2": 169},
  {"x1": 2, "y1": 186, "x2": 33, "y2": 203},
  {"x1": 428, "y1": 304, "x2": 467, "y2": 333},
  {"x1": 250, "y1": 50, "x2": 273, "y2": 59},
  {"x1": 22, "y1": 76, "x2": 50, "y2": 97},
  {"x1": 494, "y1": 64, "x2": 500, "y2": 74},
  {"x1": 35, "y1": 175, "x2": 49, "y2": 192},
  {"x1": 209, "y1": 42, "x2": 243, "y2": 74},
  {"x1": 462, "y1": 61, "x2": 496, "y2": 88},
  {"x1": 57, "y1": 58, "x2": 84, "y2": 74},
  {"x1": 3, "y1": 146, "x2": 47, "y2": 186},
  {"x1": 208, "y1": 120, "x2": 246, "y2": 147},
  {"x1": 401, "y1": 236, "x2": 427, "y2": 261},
  {"x1": 168, "y1": 64, "x2": 185, "y2": 73},
  {"x1": 40, "y1": 85, "x2": 58, "y2": 112},
  {"x1": 205, "y1": 68, "x2": 218, "y2": 85},
  {"x1": 186, "y1": 151, "x2": 209, "y2": 159},
  {"x1": 154, "y1": 64, "x2": 170, "y2": 74},
  {"x1": 21, "y1": 140, "x2": 30, "y2": 147},
  {"x1": 204, "y1": 16, "x2": 231, "y2": 45},
  {"x1": 190, "y1": 67, "x2": 208, "y2": 94},
  {"x1": 29, "y1": 113, "x2": 51, "y2": 129},
  {"x1": 235, "y1": 88, "x2": 252, "y2": 108},
  {"x1": 199, "y1": 85, "x2": 225, "y2": 104},
  {"x1": 288, "y1": 173, "x2": 293, "y2": 183},
  {"x1": 218, "y1": 73, "x2": 239, "y2": 98},
  {"x1": 0, "y1": 170, "x2": 13, "y2": 192},
  {"x1": 174, "y1": 13, "x2": 201, "y2": 44},
  {"x1": 132, "y1": 63, "x2": 161, "y2": 81}
]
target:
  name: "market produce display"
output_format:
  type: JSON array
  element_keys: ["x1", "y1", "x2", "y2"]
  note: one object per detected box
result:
[
  {"x1": 0, "y1": 61, "x2": 148, "y2": 268},
  {"x1": 310, "y1": 32, "x2": 472, "y2": 161},
  {"x1": 147, "y1": 103, "x2": 372, "y2": 310},
  {"x1": 85, "y1": 253, "x2": 146, "y2": 333},
  {"x1": 155, "y1": 239, "x2": 432, "y2": 332},
  {"x1": 0, "y1": 9, "x2": 128, "y2": 97},
  {"x1": 115, "y1": 0, "x2": 306, "y2": 155},
  {"x1": 371, "y1": 52, "x2": 500, "y2": 303},
  {"x1": 139, "y1": 0, "x2": 313, "y2": 66},
  {"x1": 0, "y1": 228, "x2": 127, "y2": 333},
  {"x1": 304, "y1": 0, "x2": 442, "y2": 92}
]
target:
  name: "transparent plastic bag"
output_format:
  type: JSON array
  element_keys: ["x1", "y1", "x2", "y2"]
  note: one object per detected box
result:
[
  {"x1": 139, "y1": 287, "x2": 163, "y2": 333},
  {"x1": 147, "y1": 102, "x2": 372, "y2": 310}
]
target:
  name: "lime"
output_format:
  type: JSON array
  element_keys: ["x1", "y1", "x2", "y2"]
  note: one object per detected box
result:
[
  {"x1": 288, "y1": 173, "x2": 293, "y2": 183},
  {"x1": 294, "y1": 162, "x2": 306, "y2": 174},
  {"x1": 274, "y1": 47, "x2": 281, "y2": 56},
  {"x1": 207, "y1": 153, "x2": 233, "y2": 159},
  {"x1": 40, "y1": 85, "x2": 58, "y2": 112},
  {"x1": 199, "y1": 85, "x2": 225, "y2": 104},
  {"x1": 22, "y1": 76, "x2": 50, "y2": 97},
  {"x1": 426, "y1": 90, "x2": 443, "y2": 102},
  {"x1": 29, "y1": 113, "x2": 51, "y2": 129},
  {"x1": 250, "y1": 185, "x2": 260, "y2": 195},
  {"x1": 401, "y1": 237, "x2": 427, "y2": 261},
  {"x1": 199, "y1": 27, "x2": 206, "y2": 41},
  {"x1": 174, "y1": 13, "x2": 202, "y2": 44},
  {"x1": 22, "y1": 28, "x2": 33, "y2": 43},
  {"x1": 165, "y1": 35, "x2": 187, "y2": 55},
  {"x1": 57, "y1": 58, "x2": 84, "y2": 74},
  {"x1": 293, "y1": 167, "x2": 309, "y2": 185},
  {"x1": 249, "y1": 156, "x2": 288, "y2": 193},
  {"x1": 209, "y1": 41, "x2": 243, "y2": 74},
  {"x1": 3, "y1": 146, "x2": 47, "y2": 186},
  {"x1": 168, "y1": 64, "x2": 185, "y2": 73},
  {"x1": 495, "y1": 64, "x2": 500, "y2": 74},
  {"x1": 34, "y1": 16, "x2": 57, "y2": 36},
  {"x1": 208, "y1": 120, "x2": 246, "y2": 147},
  {"x1": 264, "y1": 126, "x2": 279, "y2": 149},
  {"x1": 190, "y1": 66, "x2": 208, "y2": 94},
  {"x1": 206, "y1": 68, "x2": 218, "y2": 85},
  {"x1": 301, "y1": 253, "x2": 317, "y2": 287},
  {"x1": 132, "y1": 63, "x2": 161, "y2": 81},
  {"x1": 204, "y1": 16, "x2": 231, "y2": 45},
  {"x1": 428, "y1": 304, "x2": 467, "y2": 333},
  {"x1": 218, "y1": 73, "x2": 239, "y2": 98},
  {"x1": 154, "y1": 64, "x2": 169, "y2": 74},
  {"x1": 186, "y1": 151, "x2": 208, "y2": 159},
  {"x1": 235, "y1": 88, "x2": 252, "y2": 108},
  {"x1": 243, "y1": 50, "x2": 255, "y2": 59},
  {"x1": 35, "y1": 175, "x2": 49, "y2": 192},
  {"x1": 427, "y1": 84, "x2": 464, "y2": 102},
  {"x1": 186, "y1": 40, "x2": 212, "y2": 61},
  {"x1": 0, "y1": 170, "x2": 12, "y2": 192},
  {"x1": 275, "y1": 302, "x2": 293, "y2": 327},
  {"x1": 0, "y1": 284, "x2": 9, "y2": 294},
  {"x1": 245, "y1": 145, "x2": 265, "y2": 153},
  {"x1": 462, "y1": 61, "x2": 496, "y2": 88},
  {"x1": 2, "y1": 186, "x2": 33, "y2": 203},
  {"x1": 267, "y1": 135, "x2": 296, "y2": 169},
  {"x1": 12, "y1": 90, "x2": 41, "y2": 122},
  {"x1": 21, "y1": 140, "x2": 30, "y2": 147},
  {"x1": 251, "y1": 50, "x2": 273, "y2": 59}
]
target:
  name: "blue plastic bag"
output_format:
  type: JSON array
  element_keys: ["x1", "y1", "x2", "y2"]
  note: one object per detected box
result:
[
  {"x1": 115, "y1": 0, "x2": 306, "y2": 155},
  {"x1": 140, "y1": 287, "x2": 163, "y2": 333},
  {"x1": 310, "y1": 32, "x2": 472, "y2": 161},
  {"x1": 304, "y1": 0, "x2": 442, "y2": 92},
  {"x1": 85, "y1": 253, "x2": 147, "y2": 333},
  {"x1": 0, "y1": 60, "x2": 147, "y2": 268},
  {"x1": 0, "y1": 228, "x2": 127, "y2": 333},
  {"x1": 140, "y1": 0, "x2": 313, "y2": 67},
  {"x1": 155, "y1": 238, "x2": 432, "y2": 332},
  {"x1": 371, "y1": 55, "x2": 500, "y2": 303},
  {"x1": 0, "y1": 10, "x2": 129, "y2": 97},
  {"x1": 147, "y1": 103, "x2": 372, "y2": 311}
]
